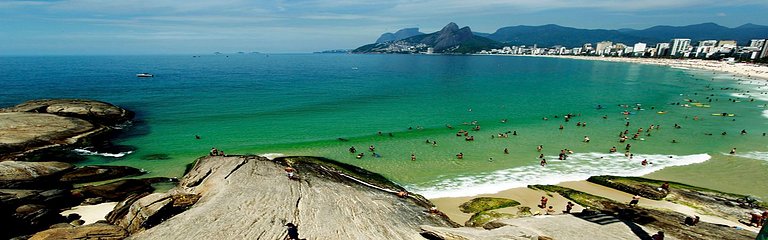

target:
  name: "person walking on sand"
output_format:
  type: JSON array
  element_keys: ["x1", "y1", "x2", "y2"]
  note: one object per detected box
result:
[{"x1": 629, "y1": 195, "x2": 640, "y2": 207}]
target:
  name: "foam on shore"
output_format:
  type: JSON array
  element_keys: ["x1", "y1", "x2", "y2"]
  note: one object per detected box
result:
[
  {"x1": 73, "y1": 148, "x2": 132, "y2": 158},
  {"x1": 413, "y1": 152, "x2": 711, "y2": 199},
  {"x1": 734, "y1": 152, "x2": 768, "y2": 162}
]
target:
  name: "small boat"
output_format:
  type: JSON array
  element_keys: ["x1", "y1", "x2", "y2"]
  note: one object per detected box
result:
[
  {"x1": 136, "y1": 73, "x2": 154, "y2": 78},
  {"x1": 711, "y1": 113, "x2": 736, "y2": 117}
]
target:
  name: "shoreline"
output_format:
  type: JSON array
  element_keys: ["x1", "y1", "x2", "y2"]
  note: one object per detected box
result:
[
  {"x1": 530, "y1": 55, "x2": 768, "y2": 82},
  {"x1": 430, "y1": 180, "x2": 760, "y2": 232}
]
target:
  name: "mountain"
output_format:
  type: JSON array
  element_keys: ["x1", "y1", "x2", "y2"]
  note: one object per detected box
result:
[
  {"x1": 375, "y1": 28, "x2": 424, "y2": 43},
  {"x1": 486, "y1": 24, "x2": 657, "y2": 47},
  {"x1": 620, "y1": 22, "x2": 768, "y2": 45},
  {"x1": 354, "y1": 23, "x2": 502, "y2": 54},
  {"x1": 486, "y1": 23, "x2": 768, "y2": 47}
]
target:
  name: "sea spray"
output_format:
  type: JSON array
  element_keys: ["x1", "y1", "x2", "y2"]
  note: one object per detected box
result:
[
  {"x1": 411, "y1": 152, "x2": 711, "y2": 198},
  {"x1": 73, "y1": 148, "x2": 133, "y2": 158}
]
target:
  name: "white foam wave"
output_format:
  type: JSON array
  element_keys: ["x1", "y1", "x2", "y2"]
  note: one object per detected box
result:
[
  {"x1": 733, "y1": 80, "x2": 768, "y2": 102},
  {"x1": 733, "y1": 152, "x2": 768, "y2": 162},
  {"x1": 73, "y1": 148, "x2": 132, "y2": 158},
  {"x1": 410, "y1": 152, "x2": 711, "y2": 198},
  {"x1": 258, "y1": 153, "x2": 285, "y2": 160},
  {"x1": 763, "y1": 110, "x2": 768, "y2": 119}
]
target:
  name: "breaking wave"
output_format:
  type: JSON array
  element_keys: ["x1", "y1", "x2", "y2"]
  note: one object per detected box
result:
[{"x1": 409, "y1": 152, "x2": 711, "y2": 198}]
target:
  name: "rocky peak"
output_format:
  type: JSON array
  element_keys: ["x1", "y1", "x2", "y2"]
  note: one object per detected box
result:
[{"x1": 441, "y1": 22, "x2": 460, "y2": 32}]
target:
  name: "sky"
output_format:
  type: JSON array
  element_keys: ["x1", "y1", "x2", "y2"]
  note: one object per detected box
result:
[{"x1": 1, "y1": 0, "x2": 767, "y2": 55}]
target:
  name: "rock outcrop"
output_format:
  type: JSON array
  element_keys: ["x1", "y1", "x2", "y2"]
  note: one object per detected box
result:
[
  {"x1": 114, "y1": 155, "x2": 456, "y2": 239},
  {"x1": 0, "y1": 99, "x2": 141, "y2": 239},
  {"x1": 60, "y1": 165, "x2": 144, "y2": 184},
  {"x1": 29, "y1": 222, "x2": 127, "y2": 240},
  {"x1": 0, "y1": 161, "x2": 74, "y2": 188},
  {"x1": 73, "y1": 177, "x2": 176, "y2": 202},
  {"x1": 0, "y1": 99, "x2": 133, "y2": 160}
]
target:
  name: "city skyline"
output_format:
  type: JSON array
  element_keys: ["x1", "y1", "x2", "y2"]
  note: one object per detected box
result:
[{"x1": 1, "y1": 0, "x2": 768, "y2": 55}]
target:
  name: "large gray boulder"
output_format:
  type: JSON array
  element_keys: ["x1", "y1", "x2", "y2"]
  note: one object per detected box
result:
[
  {"x1": 0, "y1": 99, "x2": 133, "y2": 159},
  {"x1": 0, "y1": 161, "x2": 74, "y2": 188},
  {"x1": 3, "y1": 99, "x2": 133, "y2": 125},
  {"x1": 122, "y1": 156, "x2": 456, "y2": 239}
]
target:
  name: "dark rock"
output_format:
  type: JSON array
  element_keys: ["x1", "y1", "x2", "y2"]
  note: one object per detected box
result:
[
  {"x1": 28, "y1": 222, "x2": 127, "y2": 240},
  {"x1": 60, "y1": 165, "x2": 145, "y2": 184},
  {"x1": 105, "y1": 193, "x2": 150, "y2": 224},
  {"x1": 65, "y1": 213, "x2": 81, "y2": 222},
  {"x1": 141, "y1": 153, "x2": 171, "y2": 160},
  {"x1": 112, "y1": 193, "x2": 174, "y2": 234},
  {"x1": 171, "y1": 194, "x2": 200, "y2": 208},
  {"x1": 0, "y1": 161, "x2": 74, "y2": 189},
  {"x1": 73, "y1": 178, "x2": 170, "y2": 201}
]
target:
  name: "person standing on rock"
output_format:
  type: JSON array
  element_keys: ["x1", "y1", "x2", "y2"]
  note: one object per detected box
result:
[{"x1": 285, "y1": 223, "x2": 301, "y2": 240}]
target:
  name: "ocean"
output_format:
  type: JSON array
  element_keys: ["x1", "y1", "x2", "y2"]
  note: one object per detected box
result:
[{"x1": 1, "y1": 54, "x2": 767, "y2": 199}]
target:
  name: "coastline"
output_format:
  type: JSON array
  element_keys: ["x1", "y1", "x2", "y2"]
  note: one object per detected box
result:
[
  {"x1": 531, "y1": 55, "x2": 768, "y2": 82},
  {"x1": 427, "y1": 55, "x2": 768, "y2": 229},
  {"x1": 431, "y1": 180, "x2": 760, "y2": 232}
]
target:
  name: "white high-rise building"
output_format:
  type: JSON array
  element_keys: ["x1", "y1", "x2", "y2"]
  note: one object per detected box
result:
[
  {"x1": 761, "y1": 39, "x2": 768, "y2": 59},
  {"x1": 749, "y1": 39, "x2": 765, "y2": 49},
  {"x1": 633, "y1": 43, "x2": 647, "y2": 53},
  {"x1": 595, "y1": 41, "x2": 612, "y2": 55},
  {"x1": 669, "y1": 38, "x2": 691, "y2": 57},
  {"x1": 695, "y1": 40, "x2": 718, "y2": 58},
  {"x1": 655, "y1": 43, "x2": 670, "y2": 56}
]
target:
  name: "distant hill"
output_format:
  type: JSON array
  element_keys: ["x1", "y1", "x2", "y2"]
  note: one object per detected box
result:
[
  {"x1": 375, "y1": 28, "x2": 424, "y2": 43},
  {"x1": 354, "y1": 23, "x2": 502, "y2": 54},
  {"x1": 620, "y1": 23, "x2": 768, "y2": 45},
  {"x1": 486, "y1": 23, "x2": 768, "y2": 47},
  {"x1": 486, "y1": 24, "x2": 656, "y2": 47}
]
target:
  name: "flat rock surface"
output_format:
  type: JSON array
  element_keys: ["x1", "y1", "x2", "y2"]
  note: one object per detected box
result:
[
  {"x1": 0, "y1": 112, "x2": 93, "y2": 146},
  {"x1": 128, "y1": 156, "x2": 453, "y2": 240}
]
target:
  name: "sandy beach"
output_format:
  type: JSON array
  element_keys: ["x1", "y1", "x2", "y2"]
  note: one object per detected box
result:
[
  {"x1": 60, "y1": 202, "x2": 118, "y2": 225},
  {"x1": 538, "y1": 55, "x2": 768, "y2": 82},
  {"x1": 431, "y1": 180, "x2": 760, "y2": 232}
]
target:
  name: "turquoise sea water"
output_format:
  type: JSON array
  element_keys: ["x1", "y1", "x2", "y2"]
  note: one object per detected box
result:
[{"x1": 1, "y1": 54, "x2": 767, "y2": 198}]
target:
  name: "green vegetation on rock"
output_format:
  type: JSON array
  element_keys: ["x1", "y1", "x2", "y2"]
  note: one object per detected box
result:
[
  {"x1": 529, "y1": 185, "x2": 613, "y2": 209},
  {"x1": 459, "y1": 197, "x2": 520, "y2": 213},
  {"x1": 465, "y1": 210, "x2": 516, "y2": 227}
]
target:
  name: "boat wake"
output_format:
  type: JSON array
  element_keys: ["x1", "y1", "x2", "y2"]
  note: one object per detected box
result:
[
  {"x1": 409, "y1": 152, "x2": 711, "y2": 198},
  {"x1": 73, "y1": 148, "x2": 133, "y2": 158}
]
